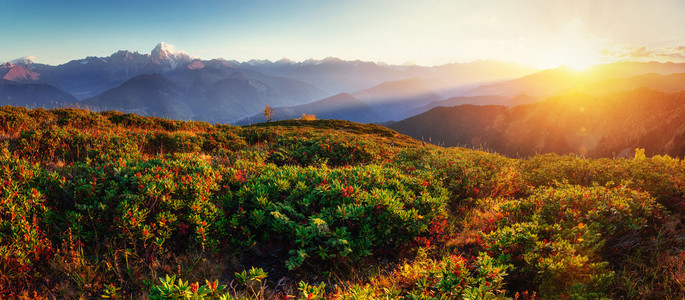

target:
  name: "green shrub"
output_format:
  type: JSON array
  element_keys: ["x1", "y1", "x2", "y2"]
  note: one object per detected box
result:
[
  {"x1": 225, "y1": 164, "x2": 448, "y2": 270},
  {"x1": 0, "y1": 106, "x2": 39, "y2": 134},
  {"x1": 483, "y1": 183, "x2": 663, "y2": 298},
  {"x1": 0, "y1": 155, "x2": 54, "y2": 294},
  {"x1": 266, "y1": 132, "x2": 389, "y2": 167},
  {"x1": 143, "y1": 132, "x2": 204, "y2": 155},
  {"x1": 13, "y1": 126, "x2": 142, "y2": 163},
  {"x1": 52, "y1": 108, "x2": 111, "y2": 130},
  {"x1": 0, "y1": 106, "x2": 683, "y2": 298}
]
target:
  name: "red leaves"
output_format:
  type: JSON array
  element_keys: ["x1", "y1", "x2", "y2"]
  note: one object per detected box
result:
[
  {"x1": 234, "y1": 169, "x2": 247, "y2": 182},
  {"x1": 341, "y1": 185, "x2": 354, "y2": 198},
  {"x1": 415, "y1": 216, "x2": 451, "y2": 249}
]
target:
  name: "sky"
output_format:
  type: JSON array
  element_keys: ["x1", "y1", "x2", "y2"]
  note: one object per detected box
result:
[{"x1": 2, "y1": 0, "x2": 685, "y2": 68}]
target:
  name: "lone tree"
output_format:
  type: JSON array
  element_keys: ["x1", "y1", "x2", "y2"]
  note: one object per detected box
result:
[
  {"x1": 263, "y1": 105, "x2": 274, "y2": 122},
  {"x1": 301, "y1": 113, "x2": 316, "y2": 121}
]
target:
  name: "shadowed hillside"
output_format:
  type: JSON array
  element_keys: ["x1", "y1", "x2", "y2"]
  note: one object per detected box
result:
[
  {"x1": 390, "y1": 88, "x2": 685, "y2": 157},
  {"x1": 83, "y1": 73, "x2": 190, "y2": 120},
  {"x1": 0, "y1": 79, "x2": 77, "y2": 107}
]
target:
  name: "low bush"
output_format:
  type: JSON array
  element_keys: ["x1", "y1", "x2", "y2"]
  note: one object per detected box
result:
[{"x1": 0, "y1": 107, "x2": 682, "y2": 298}]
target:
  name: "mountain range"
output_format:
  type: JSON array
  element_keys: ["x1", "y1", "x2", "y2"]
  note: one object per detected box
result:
[
  {"x1": 0, "y1": 43, "x2": 539, "y2": 122},
  {"x1": 462, "y1": 63, "x2": 685, "y2": 98},
  {"x1": 240, "y1": 67, "x2": 685, "y2": 125},
  {"x1": 4, "y1": 44, "x2": 685, "y2": 125},
  {"x1": 390, "y1": 88, "x2": 685, "y2": 158},
  {"x1": 2, "y1": 44, "x2": 685, "y2": 158}
]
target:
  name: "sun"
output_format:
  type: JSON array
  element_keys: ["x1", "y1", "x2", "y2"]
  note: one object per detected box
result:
[
  {"x1": 542, "y1": 46, "x2": 602, "y2": 70},
  {"x1": 539, "y1": 31, "x2": 604, "y2": 70},
  {"x1": 556, "y1": 54, "x2": 597, "y2": 71}
]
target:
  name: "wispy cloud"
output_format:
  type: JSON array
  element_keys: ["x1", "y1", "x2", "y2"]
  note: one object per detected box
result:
[
  {"x1": 11, "y1": 55, "x2": 37, "y2": 63},
  {"x1": 600, "y1": 45, "x2": 685, "y2": 63}
]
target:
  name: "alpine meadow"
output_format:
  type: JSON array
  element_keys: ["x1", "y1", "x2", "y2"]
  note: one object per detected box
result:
[{"x1": 2, "y1": 0, "x2": 685, "y2": 299}]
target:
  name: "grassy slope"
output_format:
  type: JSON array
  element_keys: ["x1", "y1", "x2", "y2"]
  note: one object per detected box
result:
[{"x1": 0, "y1": 106, "x2": 683, "y2": 299}]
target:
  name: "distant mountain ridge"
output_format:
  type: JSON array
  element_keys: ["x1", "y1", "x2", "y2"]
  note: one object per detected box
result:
[
  {"x1": 1, "y1": 43, "x2": 191, "y2": 99},
  {"x1": 464, "y1": 63, "x2": 685, "y2": 98},
  {"x1": 557, "y1": 72, "x2": 685, "y2": 96},
  {"x1": 3, "y1": 44, "x2": 685, "y2": 125},
  {"x1": 82, "y1": 74, "x2": 188, "y2": 120},
  {"x1": 352, "y1": 78, "x2": 443, "y2": 121},
  {"x1": 0, "y1": 45, "x2": 538, "y2": 101},
  {"x1": 237, "y1": 78, "x2": 445, "y2": 124},
  {"x1": 236, "y1": 93, "x2": 382, "y2": 125},
  {"x1": 82, "y1": 70, "x2": 327, "y2": 123},
  {"x1": 405, "y1": 94, "x2": 539, "y2": 117},
  {"x1": 0, "y1": 79, "x2": 77, "y2": 108},
  {"x1": 230, "y1": 69, "x2": 685, "y2": 125},
  {"x1": 390, "y1": 88, "x2": 685, "y2": 158},
  {"x1": 1, "y1": 63, "x2": 41, "y2": 82},
  {"x1": 240, "y1": 58, "x2": 539, "y2": 95},
  {"x1": 0, "y1": 44, "x2": 542, "y2": 122}
]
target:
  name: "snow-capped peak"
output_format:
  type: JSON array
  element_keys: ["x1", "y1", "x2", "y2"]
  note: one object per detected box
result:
[
  {"x1": 275, "y1": 58, "x2": 295, "y2": 65},
  {"x1": 150, "y1": 42, "x2": 190, "y2": 70},
  {"x1": 10, "y1": 56, "x2": 36, "y2": 65},
  {"x1": 151, "y1": 42, "x2": 175, "y2": 60}
]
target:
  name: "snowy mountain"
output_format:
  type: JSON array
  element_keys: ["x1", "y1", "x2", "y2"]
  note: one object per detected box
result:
[
  {"x1": 149, "y1": 42, "x2": 192, "y2": 71},
  {"x1": 0, "y1": 43, "x2": 545, "y2": 123}
]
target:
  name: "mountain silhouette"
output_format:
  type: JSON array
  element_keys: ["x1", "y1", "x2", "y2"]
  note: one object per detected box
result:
[
  {"x1": 390, "y1": 88, "x2": 685, "y2": 158},
  {"x1": 0, "y1": 79, "x2": 77, "y2": 108},
  {"x1": 83, "y1": 74, "x2": 190, "y2": 120},
  {"x1": 352, "y1": 78, "x2": 443, "y2": 121},
  {"x1": 464, "y1": 63, "x2": 685, "y2": 98}
]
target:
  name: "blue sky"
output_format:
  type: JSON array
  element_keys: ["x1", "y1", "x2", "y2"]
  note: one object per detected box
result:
[{"x1": 2, "y1": 0, "x2": 685, "y2": 68}]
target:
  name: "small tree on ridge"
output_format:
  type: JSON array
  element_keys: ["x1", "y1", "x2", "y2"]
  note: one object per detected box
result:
[{"x1": 264, "y1": 105, "x2": 274, "y2": 122}]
